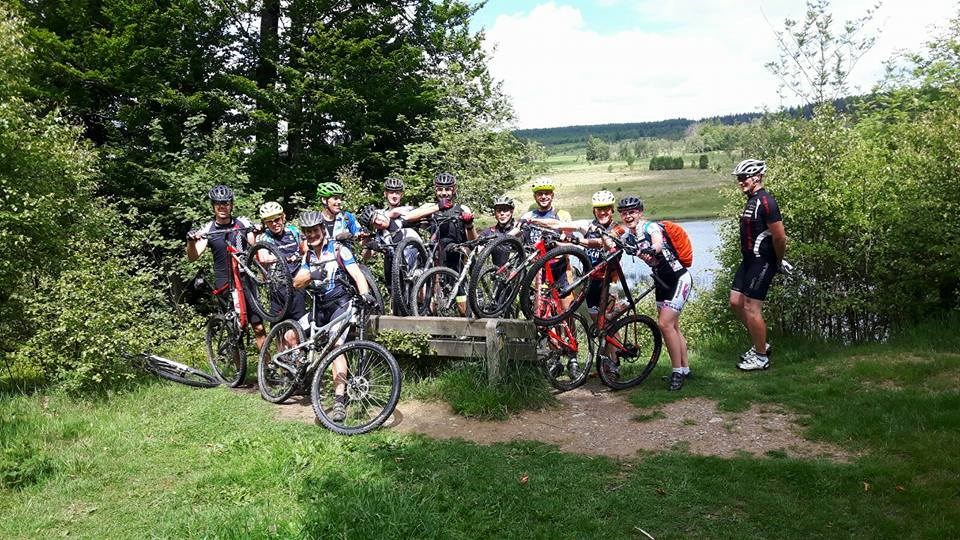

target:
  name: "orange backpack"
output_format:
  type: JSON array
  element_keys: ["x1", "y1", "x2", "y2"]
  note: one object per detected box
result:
[{"x1": 645, "y1": 221, "x2": 693, "y2": 268}]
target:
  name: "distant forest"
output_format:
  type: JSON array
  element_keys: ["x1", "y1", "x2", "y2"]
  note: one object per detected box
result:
[{"x1": 515, "y1": 97, "x2": 858, "y2": 147}]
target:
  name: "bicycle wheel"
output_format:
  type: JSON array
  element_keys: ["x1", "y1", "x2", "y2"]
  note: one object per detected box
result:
[
  {"x1": 205, "y1": 315, "x2": 247, "y2": 387},
  {"x1": 311, "y1": 340, "x2": 401, "y2": 435},
  {"x1": 357, "y1": 264, "x2": 385, "y2": 315},
  {"x1": 145, "y1": 355, "x2": 220, "y2": 388},
  {"x1": 257, "y1": 320, "x2": 307, "y2": 403},
  {"x1": 519, "y1": 245, "x2": 592, "y2": 326},
  {"x1": 411, "y1": 266, "x2": 461, "y2": 317},
  {"x1": 391, "y1": 237, "x2": 428, "y2": 316},
  {"x1": 468, "y1": 236, "x2": 525, "y2": 318},
  {"x1": 597, "y1": 314, "x2": 662, "y2": 390},
  {"x1": 245, "y1": 241, "x2": 294, "y2": 323},
  {"x1": 539, "y1": 313, "x2": 594, "y2": 392}
]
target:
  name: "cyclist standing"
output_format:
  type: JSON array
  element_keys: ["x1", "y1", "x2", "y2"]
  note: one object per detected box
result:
[
  {"x1": 519, "y1": 177, "x2": 571, "y2": 244},
  {"x1": 316, "y1": 182, "x2": 360, "y2": 249},
  {"x1": 618, "y1": 196, "x2": 692, "y2": 391},
  {"x1": 480, "y1": 195, "x2": 519, "y2": 266},
  {"x1": 729, "y1": 159, "x2": 787, "y2": 372},
  {"x1": 357, "y1": 202, "x2": 420, "y2": 296},
  {"x1": 186, "y1": 185, "x2": 266, "y2": 348},
  {"x1": 382, "y1": 176, "x2": 409, "y2": 212},
  {"x1": 293, "y1": 211, "x2": 376, "y2": 421},
  {"x1": 256, "y1": 201, "x2": 308, "y2": 328}
]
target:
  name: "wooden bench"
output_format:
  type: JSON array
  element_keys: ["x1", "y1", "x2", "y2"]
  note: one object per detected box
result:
[{"x1": 366, "y1": 316, "x2": 538, "y2": 383}]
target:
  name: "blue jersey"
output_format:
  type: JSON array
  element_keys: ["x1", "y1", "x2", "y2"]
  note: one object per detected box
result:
[
  {"x1": 322, "y1": 211, "x2": 360, "y2": 251},
  {"x1": 259, "y1": 224, "x2": 303, "y2": 275}
]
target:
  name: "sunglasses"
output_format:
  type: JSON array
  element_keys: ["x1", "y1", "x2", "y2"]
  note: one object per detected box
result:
[
  {"x1": 263, "y1": 216, "x2": 283, "y2": 225},
  {"x1": 736, "y1": 174, "x2": 755, "y2": 182}
]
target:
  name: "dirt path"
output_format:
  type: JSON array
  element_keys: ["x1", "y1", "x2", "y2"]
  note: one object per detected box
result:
[{"x1": 265, "y1": 380, "x2": 850, "y2": 460}]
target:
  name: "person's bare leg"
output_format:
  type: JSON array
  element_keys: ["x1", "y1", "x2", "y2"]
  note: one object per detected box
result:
[{"x1": 743, "y1": 297, "x2": 767, "y2": 353}]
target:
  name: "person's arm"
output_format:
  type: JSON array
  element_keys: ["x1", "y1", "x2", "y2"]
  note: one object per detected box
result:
[
  {"x1": 345, "y1": 262, "x2": 370, "y2": 295},
  {"x1": 293, "y1": 268, "x2": 312, "y2": 289},
  {"x1": 403, "y1": 203, "x2": 439, "y2": 224},
  {"x1": 769, "y1": 221, "x2": 787, "y2": 262},
  {"x1": 186, "y1": 223, "x2": 210, "y2": 262},
  {"x1": 462, "y1": 204, "x2": 477, "y2": 240}
]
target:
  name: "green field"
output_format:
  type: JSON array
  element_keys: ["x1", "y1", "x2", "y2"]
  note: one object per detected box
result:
[
  {"x1": 508, "y1": 152, "x2": 735, "y2": 221},
  {"x1": 3, "y1": 317, "x2": 959, "y2": 538}
]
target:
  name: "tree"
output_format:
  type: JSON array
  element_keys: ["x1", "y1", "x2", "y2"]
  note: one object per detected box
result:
[
  {"x1": 585, "y1": 136, "x2": 609, "y2": 161},
  {"x1": 699, "y1": 154, "x2": 709, "y2": 169},
  {"x1": 765, "y1": 0, "x2": 880, "y2": 106}
]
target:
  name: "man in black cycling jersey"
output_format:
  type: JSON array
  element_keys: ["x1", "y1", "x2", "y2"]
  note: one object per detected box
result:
[
  {"x1": 186, "y1": 185, "x2": 266, "y2": 348},
  {"x1": 293, "y1": 210, "x2": 376, "y2": 421},
  {"x1": 403, "y1": 172, "x2": 476, "y2": 313},
  {"x1": 619, "y1": 196, "x2": 692, "y2": 391},
  {"x1": 357, "y1": 201, "x2": 419, "y2": 297},
  {"x1": 383, "y1": 176, "x2": 407, "y2": 211},
  {"x1": 256, "y1": 201, "x2": 308, "y2": 327},
  {"x1": 479, "y1": 195, "x2": 518, "y2": 266},
  {"x1": 729, "y1": 159, "x2": 787, "y2": 372}
]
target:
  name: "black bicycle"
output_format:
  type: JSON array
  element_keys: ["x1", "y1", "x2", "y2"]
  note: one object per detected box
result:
[{"x1": 390, "y1": 213, "x2": 465, "y2": 316}]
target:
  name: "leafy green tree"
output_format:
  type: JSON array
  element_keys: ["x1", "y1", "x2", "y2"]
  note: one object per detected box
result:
[
  {"x1": 585, "y1": 136, "x2": 608, "y2": 161},
  {"x1": 699, "y1": 154, "x2": 708, "y2": 169}
]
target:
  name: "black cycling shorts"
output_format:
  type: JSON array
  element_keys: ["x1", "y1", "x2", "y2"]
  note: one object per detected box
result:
[
  {"x1": 272, "y1": 288, "x2": 307, "y2": 322},
  {"x1": 585, "y1": 278, "x2": 603, "y2": 313},
  {"x1": 732, "y1": 257, "x2": 776, "y2": 301}
]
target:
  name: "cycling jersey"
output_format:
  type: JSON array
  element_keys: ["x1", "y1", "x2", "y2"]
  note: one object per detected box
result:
[
  {"x1": 376, "y1": 206, "x2": 419, "y2": 248},
  {"x1": 303, "y1": 244, "x2": 357, "y2": 302},
  {"x1": 627, "y1": 221, "x2": 690, "y2": 312},
  {"x1": 433, "y1": 203, "x2": 469, "y2": 245},
  {"x1": 259, "y1": 224, "x2": 304, "y2": 275},
  {"x1": 519, "y1": 208, "x2": 571, "y2": 245},
  {"x1": 322, "y1": 211, "x2": 360, "y2": 250},
  {"x1": 639, "y1": 222, "x2": 685, "y2": 275},
  {"x1": 197, "y1": 217, "x2": 253, "y2": 289},
  {"x1": 739, "y1": 188, "x2": 782, "y2": 259},
  {"x1": 580, "y1": 218, "x2": 613, "y2": 266},
  {"x1": 480, "y1": 219, "x2": 516, "y2": 267}
]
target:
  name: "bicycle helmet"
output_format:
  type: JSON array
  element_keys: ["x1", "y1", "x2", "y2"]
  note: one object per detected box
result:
[
  {"x1": 316, "y1": 182, "x2": 345, "y2": 199},
  {"x1": 434, "y1": 172, "x2": 457, "y2": 187},
  {"x1": 617, "y1": 196, "x2": 643, "y2": 211},
  {"x1": 383, "y1": 176, "x2": 404, "y2": 191},
  {"x1": 258, "y1": 201, "x2": 284, "y2": 219},
  {"x1": 530, "y1": 177, "x2": 555, "y2": 192},
  {"x1": 299, "y1": 210, "x2": 325, "y2": 229},
  {"x1": 591, "y1": 190, "x2": 616, "y2": 208},
  {"x1": 208, "y1": 184, "x2": 234, "y2": 203},
  {"x1": 491, "y1": 195, "x2": 515, "y2": 209},
  {"x1": 732, "y1": 159, "x2": 766, "y2": 177},
  {"x1": 357, "y1": 204, "x2": 378, "y2": 229}
]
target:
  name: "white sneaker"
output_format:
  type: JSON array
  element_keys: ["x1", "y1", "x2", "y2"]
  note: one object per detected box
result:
[
  {"x1": 737, "y1": 351, "x2": 770, "y2": 371},
  {"x1": 739, "y1": 343, "x2": 771, "y2": 361}
]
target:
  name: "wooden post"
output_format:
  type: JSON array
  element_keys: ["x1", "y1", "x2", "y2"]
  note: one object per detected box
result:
[{"x1": 484, "y1": 319, "x2": 503, "y2": 384}]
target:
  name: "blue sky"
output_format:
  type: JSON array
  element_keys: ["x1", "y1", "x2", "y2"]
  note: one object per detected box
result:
[{"x1": 469, "y1": 1, "x2": 960, "y2": 129}]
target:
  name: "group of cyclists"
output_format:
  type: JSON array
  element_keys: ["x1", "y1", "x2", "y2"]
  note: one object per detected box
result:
[{"x1": 186, "y1": 157, "x2": 787, "y2": 400}]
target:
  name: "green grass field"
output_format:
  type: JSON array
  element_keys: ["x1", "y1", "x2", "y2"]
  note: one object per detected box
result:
[
  {"x1": 507, "y1": 152, "x2": 735, "y2": 221},
  {"x1": 3, "y1": 316, "x2": 959, "y2": 539}
]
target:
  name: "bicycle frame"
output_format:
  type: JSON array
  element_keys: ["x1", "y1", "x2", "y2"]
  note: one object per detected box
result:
[
  {"x1": 433, "y1": 237, "x2": 490, "y2": 313},
  {"x1": 265, "y1": 299, "x2": 357, "y2": 377}
]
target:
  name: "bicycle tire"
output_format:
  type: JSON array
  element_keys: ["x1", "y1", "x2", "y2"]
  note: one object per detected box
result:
[
  {"x1": 539, "y1": 313, "x2": 594, "y2": 392},
  {"x1": 390, "y1": 237, "x2": 428, "y2": 316},
  {"x1": 519, "y1": 245, "x2": 592, "y2": 326},
  {"x1": 357, "y1": 264, "x2": 385, "y2": 315},
  {"x1": 597, "y1": 314, "x2": 662, "y2": 390},
  {"x1": 205, "y1": 316, "x2": 247, "y2": 387},
  {"x1": 310, "y1": 340, "x2": 401, "y2": 435},
  {"x1": 468, "y1": 236, "x2": 526, "y2": 318},
  {"x1": 258, "y1": 320, "x2": 307, "y2": 403},
  {"x1": 245, "y1": 241, "x2": 294, "y2": 323},
  {"x1": 145, "y1": 355, "x2": 220, "y2": 388},
  {"x1": 411, "y1": 266, "x2": 461, "y2": 317}
]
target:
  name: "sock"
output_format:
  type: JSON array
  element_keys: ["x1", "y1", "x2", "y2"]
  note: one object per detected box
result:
[
  {"x1": 681, "y1": 367, "x2": 691, "y2": 375},
  {"x1": 672, "y1": 367, "x2": 683, "y2": 374}
]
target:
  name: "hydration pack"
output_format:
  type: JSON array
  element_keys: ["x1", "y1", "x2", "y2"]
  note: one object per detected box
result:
[{"x1": 646, "y1": 221, "x2": 694, "y2": 268}]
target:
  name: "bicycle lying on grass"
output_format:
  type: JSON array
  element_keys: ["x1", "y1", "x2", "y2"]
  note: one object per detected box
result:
[
  {"x1": 257, "y1": 284, "x2": 401, "y2": 435},
  {"x1": 129, "y1": 352, "x2": 220, "y2": 388}
]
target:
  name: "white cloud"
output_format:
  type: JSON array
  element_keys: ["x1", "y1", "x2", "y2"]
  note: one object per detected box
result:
[{"x1": 484, "y1": 1, "x2": 959, "y2": 128}]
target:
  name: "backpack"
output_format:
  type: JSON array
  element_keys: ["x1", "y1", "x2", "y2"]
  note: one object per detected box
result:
[{"x1": 645, "y1": 221, "x2": 693, "y2": 268}]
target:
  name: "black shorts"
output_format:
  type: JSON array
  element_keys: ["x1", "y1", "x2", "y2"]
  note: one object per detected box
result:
[
  {"x1": 241, "y1": 287, "x2": 263, "y2": 325},
  {"x1": 732, "y1": 257, "x2": 776, "y2": 301},
  {"x1": 272, "y1": 288, "x2": 307, "y2": 322},
  {"x1": 586, "y1": 278, "x2": 603, "y2": 313},
  {"x1": 298, "y1": 293, "x2": 351, "y2": 336}
]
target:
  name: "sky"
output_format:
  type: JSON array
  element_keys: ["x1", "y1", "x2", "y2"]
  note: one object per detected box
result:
[{"x1": 470, "y1": 0, "x2": 959, "y2": 129}]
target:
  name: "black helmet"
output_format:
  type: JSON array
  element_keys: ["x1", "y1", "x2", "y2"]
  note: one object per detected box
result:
[
  {"x1": 434, "y1": 172, "x2": 457, "y2": 187},
  {"x1": 384, "y1": 176, "x2": 404, "y2": 191},
  {"x1": 358, "y1": 204, "x2": 378, "y2": 229},
  {"x1": 299, "y1": 210, "x2": 324, "y2": 229},
  {"x1": 617, "y1": 196, "x2": 643, "y2": 211},
  {"x1": 208, "y1": 184, "x2": 234, "y2": 203}
]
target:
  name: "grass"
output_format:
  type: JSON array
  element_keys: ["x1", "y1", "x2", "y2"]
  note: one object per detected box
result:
[
  {"x1": 506, "y1": 151, "x2": 736, "y2": 221},
  {"x1": 2, "y1": 315, "x2": 960, "y2": 538}
]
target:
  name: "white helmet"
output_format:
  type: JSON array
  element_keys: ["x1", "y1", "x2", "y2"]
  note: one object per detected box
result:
[
  {"x1": 732, "y1": 159, "x2": 766, "y2": 177},
  {"x1": 591, "y1": 190, "x2": 616, "y2": 208},
  {"x1": 258, "y1": 201, "x2": 284, "y2": 219}
]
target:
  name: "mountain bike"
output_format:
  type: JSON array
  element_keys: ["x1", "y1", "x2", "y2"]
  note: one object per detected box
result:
[
  {"x1": 520, "y1": 231, "x2": 663, "y2": 390},
  {"x1": 197, "y1": 225, "x2": 293, "y2": 386},
  {"x1": 257, "y1": 288, "x2": 401, "y2": 435},
  {"x1": 466, "y1": 222, "x2": 566, "y2": 319},
  {"x1": 129, "y1": 352, "x2": 220, "y2": 388},
  {"x1": 410, "y1": 236, "x2": 493, "y2": 317},
  {"x1": 390, "y1": 213, "x2": 468, "y2": 316}
]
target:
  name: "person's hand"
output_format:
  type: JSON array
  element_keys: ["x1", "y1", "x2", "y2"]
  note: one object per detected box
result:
[
  {"x1": 252, "y1": 223, "x2": 264, "y2": 234},
  {"x1": 778, "y1": 260, "x2": 794, "y2": 275},
  {"x1": 186, "y1": 229, "x2": 203, "y2": 241},
  {"x1": 462, "y1": 212, "x2": 474, "y2": 228},
  {"x1": 360, "y1": 293, "x2": 378, "y2": 307}
]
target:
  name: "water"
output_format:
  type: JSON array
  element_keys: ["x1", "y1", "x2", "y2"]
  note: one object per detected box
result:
[{"x1": 619, "y1": 219, "x2": 723, "y2": 294}]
